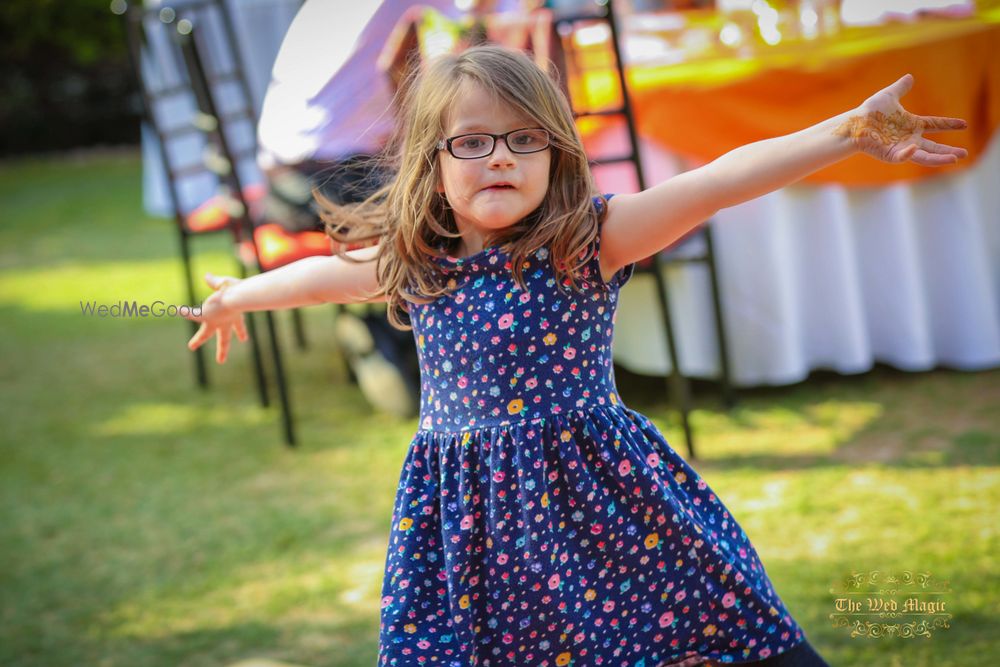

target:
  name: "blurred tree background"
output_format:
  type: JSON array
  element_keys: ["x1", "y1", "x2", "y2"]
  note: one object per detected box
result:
[{"x1": 0, "y1": 0, "x2": 140, "y2": 155}]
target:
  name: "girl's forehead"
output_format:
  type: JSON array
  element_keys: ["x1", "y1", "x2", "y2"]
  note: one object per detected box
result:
[{"x1": 443, "y1": 80, "x2": 536, "y2": 133}]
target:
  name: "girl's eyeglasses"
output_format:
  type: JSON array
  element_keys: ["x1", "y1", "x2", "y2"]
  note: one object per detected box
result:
[{"x1": 436, "y1": 128, "x2": 550, "y2": 159}]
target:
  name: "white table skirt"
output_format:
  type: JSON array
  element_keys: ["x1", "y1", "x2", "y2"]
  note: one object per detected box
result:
[{"x1": 605, "y1": 132, "x2": 1000, "y2": 387}]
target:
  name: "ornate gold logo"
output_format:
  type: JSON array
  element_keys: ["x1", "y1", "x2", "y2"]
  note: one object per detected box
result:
[{"x1": 829, "y1": 570, "x2": 952, "y2": 639}]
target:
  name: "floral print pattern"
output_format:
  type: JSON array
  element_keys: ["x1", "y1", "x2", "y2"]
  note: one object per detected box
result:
[{"x1": 379, "y1": 197, "x2": 805, "y2": 666}]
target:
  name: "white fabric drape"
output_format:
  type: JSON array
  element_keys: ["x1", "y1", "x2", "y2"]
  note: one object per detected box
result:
[{"x1": 610, "y1": 133, "x2": 1000, "y2": 386}]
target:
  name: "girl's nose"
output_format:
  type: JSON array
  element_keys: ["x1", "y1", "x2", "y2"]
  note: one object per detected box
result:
[{"x1": 488, "y1": 138, "x2": 516, "y2": 166}]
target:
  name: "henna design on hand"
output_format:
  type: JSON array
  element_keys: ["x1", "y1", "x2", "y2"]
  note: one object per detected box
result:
[{"x1": 833, "y1": 110, "x2": 923, "y2": 161}]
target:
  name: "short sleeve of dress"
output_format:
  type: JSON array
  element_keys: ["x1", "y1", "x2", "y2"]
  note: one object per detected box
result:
[{"x1": 592, "y1": 193, "x2": 636, "y2": 290}]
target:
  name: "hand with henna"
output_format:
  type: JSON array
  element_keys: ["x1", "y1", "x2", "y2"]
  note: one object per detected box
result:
[{"x1": 836, "y1": 74, "x2": 968, "y2": 165}]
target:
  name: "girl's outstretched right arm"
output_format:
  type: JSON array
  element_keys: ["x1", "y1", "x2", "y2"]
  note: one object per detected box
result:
[{"x1": 183, "y1": 244, "x2": 384, "y2": 364}]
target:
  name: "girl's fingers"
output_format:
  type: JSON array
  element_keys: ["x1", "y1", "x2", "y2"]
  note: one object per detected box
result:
[
  {"x1": 216, "y1": 327, "x2": 230, "y2": 364},
  {"x1": 885, "y1": 73, "x2": 913, "y2": 99},
  {"x1": 908, "y1": 147, "x2": 959, "y2": 166},
  {"x1": 920, "y1": 115, "x2": 968, "y2": 132},
  {"x1": 234, "y1": 315, "x2": 249, "y2": 343},
  {"x1": 188, "y1": 322, "x2": 212, "y2": 350},
  {"x1": 205, "y1": 272, "x2": 238, "y2": 291},
  {"x1": 180, "y1": 306, "x2": 204, "y2": 323},
  {"x1": 895, "y1": 144, "x2": 918, "y2": 162},
  {"x1": 916, "y1": 136, "x2": 968, "y2": 158}
]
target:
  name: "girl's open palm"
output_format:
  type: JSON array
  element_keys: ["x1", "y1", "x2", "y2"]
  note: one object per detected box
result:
[
  {"x1": 182, "y1": 273, "x2": 248, "y2": 364},
  {"x1": 844, "y1": 74, "x2": 968, "y2": 165}
]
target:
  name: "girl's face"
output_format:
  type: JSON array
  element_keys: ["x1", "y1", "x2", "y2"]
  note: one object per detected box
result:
[{"x1": 436, "y1": 81, "x2": 551, "y2": 242}]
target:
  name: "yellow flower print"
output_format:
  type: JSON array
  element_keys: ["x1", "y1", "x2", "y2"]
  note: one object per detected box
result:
[
  {"x1": 507, "y1": 398, "x2": 524, "y2": 415},
  {"x1": 556, "y1": 652, "x2": 572, "y2": 666},
  {"x1": 418, "y1": 334, "x2": 425, "y2": 349},
  {"x1": 703, "y1": 624, "x2": 717, "y2": 636},
  {"x1": 560, "y1": 430, "x2": 572, "y2": 442},
  {"x1": 675, "y1": 471, "x2": 687, "y2": 484},
  {"x1": 644, "y1": 533, "x2": 659, "y2": 549},
  {"x1": 585, "y1": 588, "x2": 597, "y2": 601},
  {"x1": 459, "y1": 594, "x2": 470, "y2": 609},
  {"x1": 543, "y1": 332, "x2": 557, "y2": 345},
  {"x1": 541, "y1": 492, "x2": 549, "y2": 508},
  {"x1": 609, "y1": 392, "x2": 618, "y2": 406},
  {"x1": 404, "y1": 623, "x2": 417, "y2": 634},
  {"x1": 398, "y1": 517, "x2": 413, "y2": 531}
]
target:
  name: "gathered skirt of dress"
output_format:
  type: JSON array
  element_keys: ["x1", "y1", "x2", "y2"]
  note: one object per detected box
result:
[{"x1": 378, "y1": 405, "x2": 806, "y2": 666}]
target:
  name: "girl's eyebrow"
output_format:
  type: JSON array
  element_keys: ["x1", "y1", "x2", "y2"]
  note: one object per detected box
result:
[{"x1": 451, "y1": 122, "x2": 534, "y2": 134}]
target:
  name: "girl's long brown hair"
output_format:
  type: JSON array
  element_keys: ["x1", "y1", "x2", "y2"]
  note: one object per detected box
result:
[{"x1": 318, "y1": 45, "x2": 604, "y2": 330}]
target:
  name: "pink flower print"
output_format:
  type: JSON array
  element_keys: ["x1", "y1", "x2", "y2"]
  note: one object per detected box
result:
[
  {"x1": 381, "y1": 595, "x2": 394, "y2": 608},
  {"x1": 457, "y1": 376, "x2": 468, "y2": 389},
  {"x1": 497, "y1": 553, "x2": 509, "y2": 565},
  {"x1": 591, "y1": 523, "x2": 603, "y2": 535},
  {"x1": 647, "y1": 452, "x2": 660, "y2": 467},
  {"x1": 417, "y1": 640, "x2": 430, "y2": 649},
  {"x1": 525, "y1": 377, "x2": 538, "y2": 390},
  {"x1": 491, "y1": 335, "x2": 501, "y2": 345},
  {"x1": 603, "y1": 600, "x2": 615, "y2": 612},
  {"x1": 493, "y1": 470, "x2": 505, "y2": 483},
  {"x1": 563, "y1": 347, "x2": 577, "y2": 360},
  {"x1": 455, "y1": 292, "x2": 466, "y2": 304},
  {"x1": 675, "y1": 590, "x2": 686, "y2": 602},
  {"x1": 658, "y1": 611, "x2": 674, "y2": 628},
  {"x1": 722, "y1": 591, "x2": 737, "y2": 608},
  {"x1": 759, "y1": 649, "x2": 772, "y2": 659},
  {"x1": 519, "y1": 292, "x2": 531, "y2": 303},
  {"x1": 460, "y1": 514, "x2": 474, "y2": 530},
  {"x1": 618, "y1": 459, "x2": 632, "y2": 476},
  {"x1": 498, "y1": 313, "x2": 514, "y2": 330},
  {"x1": 548, "y1": 573, "x2": 560, "y2": 589}
]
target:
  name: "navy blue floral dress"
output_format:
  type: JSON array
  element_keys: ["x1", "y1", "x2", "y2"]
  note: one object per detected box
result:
[{"x1": 378, "y1": 198, "x2": 807, "y2": 666}]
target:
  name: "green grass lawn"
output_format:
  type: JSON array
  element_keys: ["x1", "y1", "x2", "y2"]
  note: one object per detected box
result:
[{"x1": 1, "y1": 150, "x2": 997, "y2": 667}]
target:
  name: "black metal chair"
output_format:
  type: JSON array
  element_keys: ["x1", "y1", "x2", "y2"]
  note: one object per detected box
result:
[
  {"x1": 119, "y1": 0, "x2": 301, "y2": 446},
  {"x1": 552, "y1": 0, "x2": 738, "y2": 460}
]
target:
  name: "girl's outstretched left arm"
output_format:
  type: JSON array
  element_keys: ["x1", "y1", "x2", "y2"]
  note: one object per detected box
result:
[{"x1": 599, "y1": 74, "x2": 968, "y2": 278}]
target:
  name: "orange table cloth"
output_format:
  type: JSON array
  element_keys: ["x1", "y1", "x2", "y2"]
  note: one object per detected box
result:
[{"x1": 573, "y1": 12, "x2": 1000, "y2": 186}]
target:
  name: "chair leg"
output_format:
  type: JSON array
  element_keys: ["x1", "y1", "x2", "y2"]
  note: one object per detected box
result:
[
  {"x1": 235, "y1": 260, "x2": 270, "y2": 408},
  {"x1": 703, "y1": 225, "x2": 737, "y2": 410},
  {"x1": 291, "y1": 308, "x2": 308, "y2": 350},
  {"x1": 262, "y1": 310, "x2": 297, "y2": 447},
  {"x1": 651, "y1": 255, "x2": 696, "y2": 460},
  {"x1": 178, "y1": 231, "x2": 209, "y2": 388}
]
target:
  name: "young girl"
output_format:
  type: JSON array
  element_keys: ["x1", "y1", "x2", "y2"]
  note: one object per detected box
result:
[{"x1": 185, "y1": 46, "x2": 966, "y2": 666}]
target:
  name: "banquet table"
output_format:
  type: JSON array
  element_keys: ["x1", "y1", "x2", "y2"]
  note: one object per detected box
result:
[{"x1": 579, "y1": 11, "x2": 1000, "y2": 386}]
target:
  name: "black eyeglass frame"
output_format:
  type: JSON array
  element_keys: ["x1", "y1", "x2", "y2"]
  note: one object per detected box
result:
[{"x1": 436, "y1": 127, "x2": 551, "y2": 159}]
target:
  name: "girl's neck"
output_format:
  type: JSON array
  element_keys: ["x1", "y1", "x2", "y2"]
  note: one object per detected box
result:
[{"x1": 452, "y1": 228, "x2": 491, "y2": 259}]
